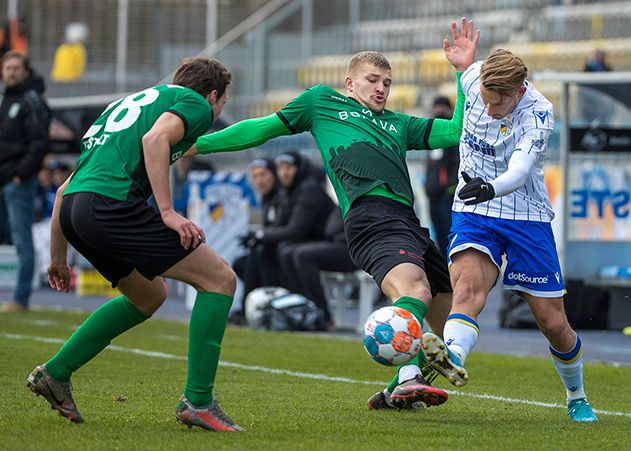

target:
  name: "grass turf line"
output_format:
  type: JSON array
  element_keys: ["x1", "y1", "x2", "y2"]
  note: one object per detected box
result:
[{"x1": 2, "y1": 309, "x2": 630, "y2": 450}]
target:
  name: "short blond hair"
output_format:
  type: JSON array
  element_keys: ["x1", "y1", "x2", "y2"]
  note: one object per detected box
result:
[
  {"x1": 480, "y1": 48, "x2": 528, "y2": 96},
  {"x1": 346, "y1": 51, "x2": 391, "y2": 75}
]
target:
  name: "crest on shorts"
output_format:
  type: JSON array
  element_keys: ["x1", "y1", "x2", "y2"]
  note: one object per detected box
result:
[{"x1": 500, "y1": 116, "x2": 513, "y2": 135}]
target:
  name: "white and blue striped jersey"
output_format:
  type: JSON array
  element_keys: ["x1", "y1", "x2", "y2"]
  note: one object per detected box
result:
[{"x1": 453, "y1": 61, "x2": 555, "y2": 222}]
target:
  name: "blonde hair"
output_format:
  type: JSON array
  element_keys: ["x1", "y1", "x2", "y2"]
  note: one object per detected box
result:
[
  {"x1": 480, "y1": 48, "x2": 528, "y2": 96},
  {"x1": 346, "y1": 51, "x2": 391, "y2": 75}
]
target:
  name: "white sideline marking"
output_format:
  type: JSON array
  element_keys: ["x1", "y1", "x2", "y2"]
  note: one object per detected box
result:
[{"x1": 3, "y1": 333, "x2": 630, "y2": 419}]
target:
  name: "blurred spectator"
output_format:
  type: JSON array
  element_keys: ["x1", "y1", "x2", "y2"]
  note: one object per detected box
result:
[
  {"x1": 0, "y1": 15, "x2": 28, "y2": 57},
  {"x1": 34, "y1": 159, "x2": 73, "y2": 222},
  {"x1": 49, "y1": 159, "x2": 72, "y2": 188},
  {"x1": 425, "y1": 96, "x2": 459, "y2": 257},
  {"x1": 582, "y1": 49, "x2": 613, "y2": 124},
  {"x1": 34, "y1": 164, "x2": 55, "y2": 221},
  {"x1": 50, "y1": 23, "x2": 88, "y2": 82},
  {"x1": 0, "y1": 51, "x2": 51, "y2": 312},
  {"x1": 584, "y1": 49, "x2": 611, "y2": 72},
  {"x1": 231, "y1": 158, "x2": 285, "y2": 323},
  {"x1": 266, "y1": 150, "x2": 334, "y2": 292},
  {"x1": 171, "y1": 156, "x2": 214, "y2": 217},
  {"x1": 284, "y1": 206, "x2": 358, "y2": 329}
]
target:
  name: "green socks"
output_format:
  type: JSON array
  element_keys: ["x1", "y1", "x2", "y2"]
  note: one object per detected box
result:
[
  {"x1": 184, "y1": 291, "x2": 233, "y2": 407},
  {"x1": 44, "y1": 290, "x2": 234, "y2": 409},
  {"x1": 46, "y1": 296, "x2": 149, "y2": 381},
  {"x1": 386, "y1": 296, "x2": 429, "y2": 393},
  {"x1": 393, "y1": 296, "x2": 428, "y2": 325}
]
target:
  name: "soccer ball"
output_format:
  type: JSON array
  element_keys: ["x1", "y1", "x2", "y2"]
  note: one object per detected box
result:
[{"x1": 362, "y1": 306, "x2": 422, "y2": 366}]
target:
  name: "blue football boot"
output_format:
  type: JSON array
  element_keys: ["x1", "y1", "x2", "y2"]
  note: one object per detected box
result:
[{"x1": 568, "y1": 398, "x2": 598, "y2": 423}]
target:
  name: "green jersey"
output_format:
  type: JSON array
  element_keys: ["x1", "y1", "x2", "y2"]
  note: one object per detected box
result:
[
  {"x1": 277, "y1": 83, "x2": 462, "y2": 215},
  {"x1": 66, "y1": 85, "x2": 212, "y2": 201},
  {"x1": 196, "y1": 75, "x2": 463, "y2": 216}
]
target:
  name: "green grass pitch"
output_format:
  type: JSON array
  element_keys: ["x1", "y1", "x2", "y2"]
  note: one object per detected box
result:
[{"x1": 2, "y1": 309, "x2": 630, "y2": 450}]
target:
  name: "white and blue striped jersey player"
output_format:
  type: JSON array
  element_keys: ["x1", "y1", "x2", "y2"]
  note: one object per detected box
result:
[{"x1": 448, "y1": 60, "x2": 564, "y2": 297}]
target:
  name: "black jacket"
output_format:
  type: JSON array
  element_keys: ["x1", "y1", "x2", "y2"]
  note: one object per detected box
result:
[
  {"x1": 259, "y1": 155, "x2": 334, "y2": 244},
  {"x1": 323, "y1": 206, "x2": 346, "y2": 243},
  {"x1": 261, "y1": 179, "x2": 284, "y2": 227},
  {"x1": 425, "y1": 144, "x2": 459, "y2": 198},
  {"x1": 0, "y1": 72, "x2": 51, "y2": 186}
]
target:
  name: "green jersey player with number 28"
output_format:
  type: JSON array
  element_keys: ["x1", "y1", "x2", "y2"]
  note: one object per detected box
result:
[{"x1": 26, "y1": 57, "x2": 245, "y2": 432}]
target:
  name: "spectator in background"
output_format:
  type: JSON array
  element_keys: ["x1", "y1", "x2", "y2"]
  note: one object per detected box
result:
[
  {"x1": 284, "y1": 206, "x2": 358, "y2": 329},
  {"x1": 266, "y1": 150, "x2": 334, "y2": 293},
  {"x1": 425, "y1": 96, "x2": 459, "y2": 258},
  {"x1": 240, "y1": 151, "x2": 334, "y2": 293},
  {"x1": 50, "y1": 160, "x2": 72, "y2": 189},
  {"x1": 0, "y1": 51, "x2": 51, "y2": 313},
  {"x1": 584, "y1": 49, "x2": 611, "y2": 72},
  {"x1": 0, "y1": 15, "x2": 29, "y2": 57},
  {"x1": 50, "y1": 23, "x2": 88, "y2": 83},
  {"x1": 34, "y1": 162, "x2": 57, "y2": 222},
  {"x1": 582, "y1": 48, "x2": 613, "y2": 124},
  {"x1": 171, "y1": 156, "x2": 214, "y2": 217},
  {"x1": 231, "y1": 158, "x2": 284, "y2": 323}
]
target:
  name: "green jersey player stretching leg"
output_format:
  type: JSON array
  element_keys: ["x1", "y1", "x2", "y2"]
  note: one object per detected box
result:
[
  {"x1": 190, "y1": 18, "x2": 480, "y2": 410},
  {"x1": 27, "y1": 58, "x2": 244, "y2": 432}
]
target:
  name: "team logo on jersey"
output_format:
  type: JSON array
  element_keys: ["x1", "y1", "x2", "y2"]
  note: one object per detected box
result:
[
  {"x1": 465, "y1": 100, "x2": 471, "y2": 110},
  {"x1": 534, "y1": 110, "x2": 549, "y2": 125},
  {"x1": 500, "y1": 117, "x2": 513, "y2": 135},
  {"x1": 8, "y1": 103, "x2": 21, "y2": 118}
]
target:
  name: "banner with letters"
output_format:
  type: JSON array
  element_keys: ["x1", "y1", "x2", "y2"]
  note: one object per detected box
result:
[{"x1": 567, "y1": 158, "x2": 631, "y2": 241}]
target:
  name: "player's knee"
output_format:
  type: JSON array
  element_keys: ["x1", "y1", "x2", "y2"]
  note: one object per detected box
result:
[
  {"x1": 157, "y1": 279, "x2": 169, "y2": 302},
  {"x1": 221, "y1": 266, "x2": 237, "y2": 294},
  {"x1": 198, "y1": 262, "x2": 236, "y2": 295},
  {"x1": 538, "y1": 316, "x2": 570, "y2": 340},
  {"x1": 408, "y1": 285, "x2": 432, "y2": 304}
]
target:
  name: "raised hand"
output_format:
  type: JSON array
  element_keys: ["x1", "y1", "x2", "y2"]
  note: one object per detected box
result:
[{"x1": 443, "y1": 17, "x2": 480, "y2": 72}]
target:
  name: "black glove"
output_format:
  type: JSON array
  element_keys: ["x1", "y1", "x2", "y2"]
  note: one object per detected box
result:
[
  {"x1": 238, "y1": 231, "x2": 259, "y2": 248},
  {"x1": 458, "y1": 171, "x2": 495, "y2": 205}
]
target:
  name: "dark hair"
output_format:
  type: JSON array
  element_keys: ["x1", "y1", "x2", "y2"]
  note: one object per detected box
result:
[
  {"x1": 275, "y1": 150, "x2": 301, "y2": 167},
  {"x1": 0, "y1": 50, "x2": 32, "y2": 78},
  {"x1": 248, "y1": 158, "x2": 276, "y2": 173},
  {"x1": 172, "y1": 57, "x2": 232, "y2": 99},
  {"x1": 433, "y1": 96, "x2": 452, "y2": 108}
]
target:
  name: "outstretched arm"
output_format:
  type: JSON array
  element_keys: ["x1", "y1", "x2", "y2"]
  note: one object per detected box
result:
[{"x1": 191, "y1": 113, "x2": 291, "y2": 155}]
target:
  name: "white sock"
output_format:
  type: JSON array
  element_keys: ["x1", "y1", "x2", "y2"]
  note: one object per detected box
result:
[
  {"x1": 398, "y1": 364, "x2": 421, "y2": 383},
  {"x1": 550, "y1": 335, "x2": 586, "y2": 401},
  {"x1": 442, "y1": 313, "x2": 480, "y2": 365}
]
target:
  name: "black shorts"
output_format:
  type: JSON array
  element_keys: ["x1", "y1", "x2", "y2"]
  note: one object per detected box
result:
[
  {"x1": 344, "y1": 196, "x2": 452, "y2": 296},
  {"x1": 59, "y1": 192, "x2": 194, "y2": 287}
]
